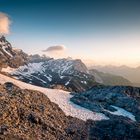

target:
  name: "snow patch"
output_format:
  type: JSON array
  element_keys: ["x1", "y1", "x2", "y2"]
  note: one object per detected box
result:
[
  {"x1": 65, "y1": 80, "x2": 70, "y2": 86},
  {"x1": 44, "y1": 75, "x2": 52, "y2": 82},
  {"x1": 109, "y1": 105, "x2": 136, "y2": 121},
  {"x1": 0, "y1": 73, "x2": 109, "y2": 121},
  {"x1": 11, "y1": 62, "x2": 44, "y2": 76},
  {"x1": 81, "y1": 81, "x2": 87, "y2": 84},
  {"x1": 2, "y1": 45, "x2": 13, "y2": 57}
]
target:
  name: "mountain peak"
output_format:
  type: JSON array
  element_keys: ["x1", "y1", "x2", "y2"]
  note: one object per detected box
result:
[
  {"x1": 0, "y1": 36, "x2": 28, "y2": 68},
  {"x1": 0, "y1": 35, "x2": 6, "y2": 41}
]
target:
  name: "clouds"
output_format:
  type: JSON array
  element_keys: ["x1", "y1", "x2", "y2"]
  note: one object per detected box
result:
[
  {"x1": 42, "y1": 45, "x2": 67, "y2": 58},
  {"x1": 43, "y1": 45, "x2": 66, "y2": 52},
  {"x1": 0, "y1": 12, "x2": 11, "y2": 34}
]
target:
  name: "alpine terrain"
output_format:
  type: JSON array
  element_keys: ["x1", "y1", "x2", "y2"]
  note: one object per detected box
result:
[{"x1": 0, "y1": 36, "x2": 140, "y2": 140}]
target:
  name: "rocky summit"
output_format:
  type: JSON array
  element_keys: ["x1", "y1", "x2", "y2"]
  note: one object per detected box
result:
[{"x1": 0, "y1": 36, "x2": 28, "y2": 68}]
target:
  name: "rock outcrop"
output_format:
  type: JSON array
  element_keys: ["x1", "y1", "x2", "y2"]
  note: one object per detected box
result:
[
  {"x1": 10, "y1": 58, "x2": 97, "y2": 92},
  {"x1": 87, "y1": 118, "x2": 140, "y2": 140},
  {"x1": 0, "y1": 36, "x2": 28, "y2": 68},
  {"x1": 0, "y1": 82, "x2": 88, "y2": 140},
  {"x1": 0, "y1": 82, "x2": 140, "y2": 139},
  {"x1": 71, "y1": 85, "x2": 140, "y2": 122}
]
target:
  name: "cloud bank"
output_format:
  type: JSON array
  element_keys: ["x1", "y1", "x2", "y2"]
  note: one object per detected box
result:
[
  {"x1": 43, "y1": 45, "x2": 66, "y2": 52},
  {"x1": 0, "y1": 12, "x2": 11, "y2": 34}
]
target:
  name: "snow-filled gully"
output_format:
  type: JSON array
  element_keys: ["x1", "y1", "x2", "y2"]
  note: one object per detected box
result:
[{"x1": 0, "y1": 74, "x2": 136, "y2": 121}]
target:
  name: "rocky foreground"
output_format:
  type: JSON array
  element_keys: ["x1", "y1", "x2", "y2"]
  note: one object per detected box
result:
[
  {"x1": 71, "y1": 85, "x2": 140, "y2": 122},
  {"x1": 71, "y1": 85, "x2": 140, "y2": 139},
  {"x1": 0, "y1": 82, "x2": 88, "y2": 140},
  {"x1": 0, "y1": 82, "x2": 140, "y2": 140}
]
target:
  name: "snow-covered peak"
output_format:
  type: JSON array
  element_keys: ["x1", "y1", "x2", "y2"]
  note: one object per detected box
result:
[
  {"x1": 4, "y1": 58, "x2": 96, "y2": 92},
  {"x1": 0, "y1": 36, "x2": 28, "y2": 68},
  {"x1": 43, "y1": 58, "x2": 89, "y2": 75},
  {"x1": 0, "y1": 36, "x2": 14, "y2": 57}
]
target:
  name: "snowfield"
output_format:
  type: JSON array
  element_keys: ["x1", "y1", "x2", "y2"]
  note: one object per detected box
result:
[
  {"x1": 0, "y1": 73, "x2": 109, "y2": 121},
  {"x1": 110, "y1": 105, "x2": 136, "y2": 121}
]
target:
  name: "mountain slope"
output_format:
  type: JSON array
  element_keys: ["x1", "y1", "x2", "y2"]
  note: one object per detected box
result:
[
  {"x1": 93, "y1": 65, "x2": 140, "y2": 86},
  {"x1": 0, "y1": 36, "x2": 28, "y2": 68},
  {"x1": 0, "y1": 36, "x2": 136, "y2": 92},
  {"x1": 0, "y1": 82, "x2": 89, "y2": 140},
  {"x1": 71, "y1": 85, "x2": 140, "y2": 122},
  {"x1": 89, "y1": 69, "x2": 132, "y2": 86},
  {"x1": 7, "y1": 59, "x2": 97, "y2": 92},
  {"x1": 0, "y1": 74, "x2": 140, "y2": 139},
  {"x1": 0, "y1": 73, "x2": 108, "y2": 121},
  {"x1": 2, "y1": 58, "x2": 133, "y2": 92}
]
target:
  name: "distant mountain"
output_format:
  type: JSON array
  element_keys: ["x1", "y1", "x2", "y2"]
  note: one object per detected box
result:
[
  {"x1": 89, "y1": 69, "x2": 132, "y2": 86},
  {"x1": 9, "y1": 58, "x2": 97, "y2": 92},
  {"x1": 0, "y1": 36, "x2": 134, "y2": 92},
  {"x1": 1, "y1": 72, "x2": 140, "y2": 140},
  {"x1": 0, "y1": 36, "x2": 28, "y2": 68},
  {"x1": 7, "y1": 59, "x2": 132, "y2": 92},
  {"x1": 1, "y1": 37, "x2": 140, "y2": 139},
  {"x1": 92, "y1": 65, "x2": 140, "y2": 87},
  {"x1": 28, "y1": 54, "x2": 52, "y2": 63}
]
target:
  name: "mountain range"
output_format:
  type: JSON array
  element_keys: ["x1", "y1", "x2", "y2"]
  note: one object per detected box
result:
[
  {"x1": 0, "y1": 36, "x2": 133, "y2": 92},
  {"x1": 0, "y1": 36, "x2": 140, "y2": 139},
  {"x1": 93, "y1": 65, "x2": 140, "y2": 87}
]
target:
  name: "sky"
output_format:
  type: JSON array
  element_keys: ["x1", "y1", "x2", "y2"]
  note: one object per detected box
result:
[{"x1": 0, "y1": 0, "x2": 140, "y2": 67}]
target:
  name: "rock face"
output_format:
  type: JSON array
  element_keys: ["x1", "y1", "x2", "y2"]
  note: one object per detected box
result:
[
  {"x1": 28, "y1": 54, "x2": 52, "y2": 63},
  {"x1": 71, "y1": 85, "x2": 140, "y2": 139},
  {"x1": 10, "y1": 59, "x2": 97, "y2": 92},
  {"x1": 0, "y1": 36, "x2": 28, "y2": 68},
  {"x1": 0, "y1": 82, "x2": 140, "y2": 140},
  {"x1": 87, "y1": 118, "x2": 140, "y2": 140},
  {"x1": 0, "y1": 82, "x2": 88, "y2": 140},
  {"x1": 8, "y1": 58, "x2": 132, "y2": 92},
  {"x1": 71, "y1": 85, "x2": 140, "y2": 122}
]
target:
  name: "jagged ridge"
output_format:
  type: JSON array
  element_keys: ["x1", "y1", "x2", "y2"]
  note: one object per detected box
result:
[{"x1": 0, "y1": 36, "x2": 28, "y2": 68}]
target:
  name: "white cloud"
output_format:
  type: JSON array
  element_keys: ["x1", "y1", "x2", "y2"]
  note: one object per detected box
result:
[
  {"x1": 43, "y1": 45, "x2": 66, "y2": 52},
  {"x1": 0, "y1": 12, "x2": 11, "y2": 34},
  {"x1": 42, "y1": 45, "x2": 67, "y2": 58}
]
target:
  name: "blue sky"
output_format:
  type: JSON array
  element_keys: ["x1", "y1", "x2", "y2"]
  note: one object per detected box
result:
[{"x1": 0, "y1": 0, "x2": 140, "y2": 66}]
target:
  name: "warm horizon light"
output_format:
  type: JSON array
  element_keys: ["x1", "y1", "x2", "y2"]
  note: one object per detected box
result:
[{"x1": 1, "y1": 0, "x2": 140, "y2": 67}]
